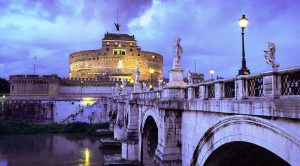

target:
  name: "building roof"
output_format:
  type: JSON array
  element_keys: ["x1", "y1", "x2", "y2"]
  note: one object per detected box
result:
[{"x1": 103, "y1": 33, "x2": 135, "y2": 41}]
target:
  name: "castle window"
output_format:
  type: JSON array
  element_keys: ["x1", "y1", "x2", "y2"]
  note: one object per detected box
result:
[
  {"x1": 118, "y1": 44, "x2": 122, "y2": 47},
  {"x1": 113, "y1": 49, "x2": 126, "y2": 56},
  {"x1": 115, "y1": 42, "x2": 117, "y2": 46},
  {"x1": 106, "y1": 42, "x2": 109, "y2": 46},
  {"x1": 130, "y1": 43, "x2": 133, "y2": 47},
  {"x1": 152, "y1": 55, "x2": 156, "y2": 59}
]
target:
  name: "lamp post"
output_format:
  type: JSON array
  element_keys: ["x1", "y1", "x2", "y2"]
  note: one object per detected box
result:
[
  {"x1": 209, "y1": 69, "x2": 215, "y2": 81},
  {"x1": 238, "y1": 14, "x2": 250, "y2": 75},
  {"x1": 80, "y1": 80, "x2": 83, "y2": 99},
  {"x1": 149, "y1": 68, "x2": 154, "y2": 90}
]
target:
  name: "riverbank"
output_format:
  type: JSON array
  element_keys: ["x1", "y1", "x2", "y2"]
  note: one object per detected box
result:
[{"x1": 0, "y1": 121, "x2": 109, "y2": 134}]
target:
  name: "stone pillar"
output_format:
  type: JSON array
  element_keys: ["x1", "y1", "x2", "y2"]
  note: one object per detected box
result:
[
  {"x1": 154, "y1": 109, "x2": 182, "y2": 166},
  {"x1": 236, "y1": 76, "x2": 248, "y2": 99},
  {"x1": 114, "y1": 100, "x2": 126, "y2": 141},
  {"x1": 122, "y1": 101, "x2": 139, "y2": 161},
  {"x1": 263, "y1": 72, "x2": 281, "y2": 98},
  {"x1": 199, "y1": 84, "x2": 207, "y2": 99},
  {"x1": 214, "y1": 81, "x2": 224, "y2": 99},
  {"x1": 188, "y1": 86, "x2": 195, "y2": 99}
]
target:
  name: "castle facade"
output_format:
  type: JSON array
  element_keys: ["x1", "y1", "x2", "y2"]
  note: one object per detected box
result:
[{"x1": 69, "y1": 32, "x2": 163, "y2": 82}]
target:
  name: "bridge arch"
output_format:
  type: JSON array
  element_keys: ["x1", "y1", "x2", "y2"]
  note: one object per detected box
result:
[
  {"x1": 141, "y1": 106, "x2": 160, "y2": 131},
  {"x1": 191, "y1": 115, "x2": 300, "y2": 166},
  {"x1": 141, "y1": 115, "x2": 159, "y2": 165}
]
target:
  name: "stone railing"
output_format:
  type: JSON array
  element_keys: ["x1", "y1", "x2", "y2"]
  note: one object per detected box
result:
[
  {"x1": 130, "y1": 89, "x2": 163, "y2": 101},
  {"x1": 187, "y1": 67, "x2": 300, "y2": 100},
  {"x1": 116, "y1": 67, "x2": 300, "y2": 102}
]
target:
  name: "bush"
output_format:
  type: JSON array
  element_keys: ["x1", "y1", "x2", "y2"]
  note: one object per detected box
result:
[{"x1": 0, "y1": 121, "x2": 109, "y2": 135}]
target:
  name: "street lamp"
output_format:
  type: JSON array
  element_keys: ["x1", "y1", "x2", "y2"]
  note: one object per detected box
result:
[
  {"x1": 149, "y1": 68, "x2": 154, "y2": 90},
  {"x1": 80, "y1": 80, "x2": 83, "y2": 99},
  {"x1": 238, "y1": 14, "x2": 250, "y2": 75},
  {"x1": 209, "y1": 69, "x2": 215, "y2": 81}
]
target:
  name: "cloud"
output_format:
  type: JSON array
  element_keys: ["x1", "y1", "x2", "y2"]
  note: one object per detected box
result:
[
  {"x1": 128, "y1": 0, "x2": 300, "y2": 79},
  {"x1": 0, "y1": 0, "x2": 152, "y2": 78},
  {"x1": 0, "y1": 0, "x2": 300, "y2": 80}
]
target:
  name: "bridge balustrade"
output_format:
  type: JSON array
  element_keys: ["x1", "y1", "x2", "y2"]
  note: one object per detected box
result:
[
  {"x1": 207, "y1": 84, "x2": 215, "y2": 98},
  {"x1": 185, "y1": 67, "x2": 300, "y2": 101},
  {"x1": 124, "y1": 67, "x2": 300, "y2": 102},
  {"x1": 247, "y1": 75, "x2": 264, "y2": 97},
  {"x1": 224, "y1": 81, "x2": 235, "y2": 98},
  {"x1": 280, "y1": 70, "x2": 300, "y2": 96}
]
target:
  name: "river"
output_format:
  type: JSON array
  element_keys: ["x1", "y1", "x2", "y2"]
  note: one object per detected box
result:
[{"x1": 0, "y1": 133, "x2": 117, "y2": 166}]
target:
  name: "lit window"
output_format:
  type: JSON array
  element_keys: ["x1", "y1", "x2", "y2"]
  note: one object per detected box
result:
[
  {"x1": 106, "y1": 42, "x2": 109, "y2": 46},
  {"x1": 119, "y1": 44, "x2": 122, "y2": 47},
  {"x1": 130, "y1": 43, "x2": 133, "y2": 47},
  {"x1": 115, "y1": 42, "x2": 117, "y2": 46},
  {"x1": 113, "y1": 49, "x2": 126, "y2": 56},
  {"x1": 113, "y1": 50, "x2": 118, "y2": 55}
]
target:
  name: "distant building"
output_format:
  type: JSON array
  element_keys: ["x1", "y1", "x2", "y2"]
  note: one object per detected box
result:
[
  {"x1": 9, "y1": 74, "x2": 127, "y2": 99},
  {"x1": 9, "y1": 28, "x2": 164, "y2": 98},
  {"x1": 69, "y1": 32, "x2": 163, "y2": 82}
]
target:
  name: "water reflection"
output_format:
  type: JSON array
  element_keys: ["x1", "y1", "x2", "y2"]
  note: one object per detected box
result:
[
  {"x1": 84, "y1": 148, "x2": 90, "y2": 166},
  {"x1": 0, "y1": 134, "x2": 104, "y2": 166}
]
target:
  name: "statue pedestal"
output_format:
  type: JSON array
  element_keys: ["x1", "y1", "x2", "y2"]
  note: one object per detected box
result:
[
  {"x1": 131, "y1": 83, "x2": 142, "y2": 100},
  {"x1": 133, "y1": 83, "x2": 142, "y2": 92},
  {"x1": 165, "y1": 67, "x2": 187, "y2": 87},
  {"x1": 162, "y1": 67, "x2": 187, "y2": 100}
]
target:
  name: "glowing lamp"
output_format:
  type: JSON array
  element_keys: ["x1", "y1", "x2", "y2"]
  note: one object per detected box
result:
[
  {"x1": 149, "y1": 68, "x2": 154, "y2": 74},
  {"x1": 239, "y1": 15, "x2": 248, "y2": 29},
  {"x1": 81, "y1": 97, "x2": 95, "y2": 106},
  {"x1": 209, "y1": 69, "x2": 215, "y2": 81},
  {"x1": 149, "y1": 84, "x2": 153, "y2": 89},
  {"x1": 209, "y1": 69, "x2": 215, "y2": 75},
  {"x1": 117, "y1": 60, "x2": 124, "y2": 69},
  {"x1": 130, "y1": 79, "x2": 134, "y2": 84}
]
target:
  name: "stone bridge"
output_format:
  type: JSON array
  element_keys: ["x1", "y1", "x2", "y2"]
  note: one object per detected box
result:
[{"x1": 112, "y1": 67, "x2": 300, "y2": 166}]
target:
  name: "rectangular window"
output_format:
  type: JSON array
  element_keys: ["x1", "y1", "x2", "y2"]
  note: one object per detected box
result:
[{"x1": 113, "y1": 49, "x2": 126, "y2": 56}]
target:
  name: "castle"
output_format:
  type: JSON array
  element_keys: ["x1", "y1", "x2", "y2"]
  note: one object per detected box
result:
[
  {"x1": 69, "y1": 32, "x2": 163, "y2": 82},
  {"x1": 9, "y1": 26, "x2": 163, "y2": 99}
]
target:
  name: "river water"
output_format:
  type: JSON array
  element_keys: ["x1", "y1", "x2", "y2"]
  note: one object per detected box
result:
[{"x1": 0, "y1": 134, "x2": 116, "y2": 166}]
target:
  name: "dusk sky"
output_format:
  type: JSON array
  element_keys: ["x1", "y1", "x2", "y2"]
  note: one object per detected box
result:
[{"x1": 0, "y1": 0, "x2": 299, "y2": 79}]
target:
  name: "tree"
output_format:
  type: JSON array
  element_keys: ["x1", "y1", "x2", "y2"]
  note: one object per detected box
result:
[{"x1": 0, "y1": 77, "x2": 10, "y2": 94}]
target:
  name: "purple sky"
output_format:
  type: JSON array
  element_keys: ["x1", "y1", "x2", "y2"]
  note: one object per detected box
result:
[{"x1": 0, "y1": 0, "x2": 300, "y2": 79}]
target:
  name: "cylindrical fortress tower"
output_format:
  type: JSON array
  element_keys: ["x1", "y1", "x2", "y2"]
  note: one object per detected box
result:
[{"x1": 69, "y1": 32, "x2": 163, "y2": 82}]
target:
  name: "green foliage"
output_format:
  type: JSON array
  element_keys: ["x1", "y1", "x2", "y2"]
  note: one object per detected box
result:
[
  {"x1": 0, "y1": 77, "x2": 10, "y2": 94},
  {"x1": 0, "y1": 121, "x2": 109, "y2": 135}
]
